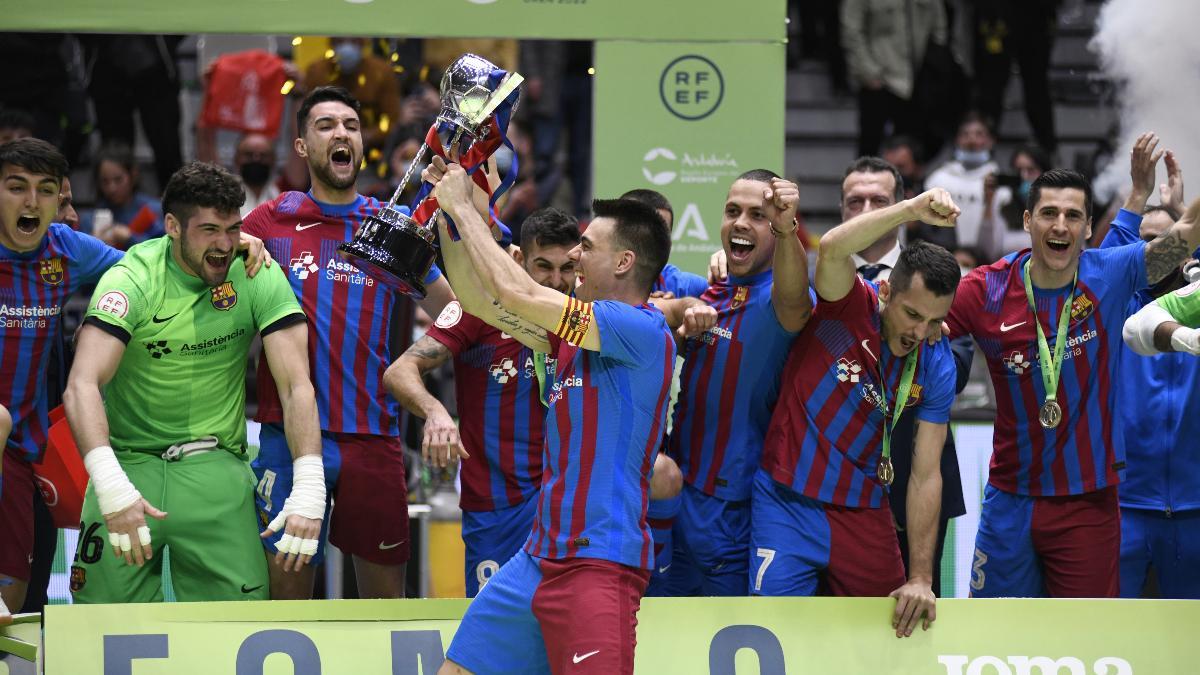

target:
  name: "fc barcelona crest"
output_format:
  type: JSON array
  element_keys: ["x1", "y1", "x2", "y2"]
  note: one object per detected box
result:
[
  {"x1": 39, "y1": 257, "x2": 64, "y2": 285},
  {"x1": 731, "y1": 286, "x2": 749, "y2": 310},
  {"x1": 210, "y1": 281, "x2": 237, "y2": 311},
  {"x1": 1070, "y1": 294, "x2": 1094, "y2": 322}
]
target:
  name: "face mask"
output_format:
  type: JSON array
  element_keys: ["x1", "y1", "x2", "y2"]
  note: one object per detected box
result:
[
  {"x1": 954, "y1": 148, "x2": 991, "y2": 170},
  {"x1": 1018, "y1": 180, "x2": 1033, "y2": 204},
  {"x1": 239, "y1": 161, "x2": 271, "y2": 188},
  {"x1": 334, "y1": 43, "x2": 362, "y2": 72}
]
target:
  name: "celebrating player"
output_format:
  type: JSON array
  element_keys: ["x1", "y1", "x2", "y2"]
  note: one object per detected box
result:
[
  {"x1": 242, "y1": 86, "x2": 454, "y2": 600},
  {"x1": 665, "y1": 169, "x2": 812, "y2": 596},
  {"x1": 385, "y1": 207, "x2": 579, "y2": 597},
  {"x1": 946, "y1": 165, "x2": 1200, "y2": 598},
  {"x1": 65, "y1": 162, "x2": 322, "y2": 603},
  {"x1": 753, "y1": 187, "x2": 962, "y2": 639},
  {"x1": 428, "y1": 155, "x2": 676, "y2": 674}
]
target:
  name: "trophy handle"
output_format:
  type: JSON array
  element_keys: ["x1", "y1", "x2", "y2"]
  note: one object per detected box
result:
[{"x1": 385, "y1": 143, "x2": 431, "y2": 211}]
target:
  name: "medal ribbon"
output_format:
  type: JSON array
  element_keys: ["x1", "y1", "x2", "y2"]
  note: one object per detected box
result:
[
  {"x1": 875, "y1": 344, "x2": 919, "y2": 477},
  {"x1": 1021, "y1": 258, "x2": 1076, "y2": 410}
]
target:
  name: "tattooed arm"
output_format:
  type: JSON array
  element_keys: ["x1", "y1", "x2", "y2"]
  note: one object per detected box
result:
[
  {"x1": 1145, "y1": 197, "x2": 1200, "y2": 284},
  {"x1": 383, "y1": 335, "x2": 467, "y2": 468}
]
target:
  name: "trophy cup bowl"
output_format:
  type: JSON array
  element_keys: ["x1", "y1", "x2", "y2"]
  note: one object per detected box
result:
[{"x1": 338, "y1": 53, "x2": 516, "y2": 298}]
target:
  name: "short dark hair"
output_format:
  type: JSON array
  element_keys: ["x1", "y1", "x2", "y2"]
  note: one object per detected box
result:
[
  {"x1": 1026, "y1": 168, "x2": 1093, "y2": 220},
  {"x1": 94, "y1": 142, "x2": 138, "y2": 185},
  {"x1": 958, "y1": 110, "x2": 995, "y2": 138},
  {"x1": 519, "y1": 207, "x2": 580, "y2": 251},
  {"x1": 161, "y1": 162, "x2": 246, "y2": 227},
  {"x1": 620, "y1": 188, "x2": 673, "y2": 227},
  {"x1": 1143, "y1": 205, "x2": 1174, "y2": 220},
  {"x1": 881, "y1": 135, "x2": 925, "y2": 163},
  {"x1": 1011, "y1": 144, "x2": 1051, "y2": 174},
  {"x1": 0, "y1": 137, "x2": 68, "y2": 182},
  {"x1": 0, "y1": 107, "x2": 35, "y2": 133},
  {"x1": 591, "y1": 197, "x2": 672, "y2": 296},
  {"x1": 736, "y1": 168, "x2": 781, "y2": 184},
  {"x1": 890, "y1": 240, "x2": 961, "y2": 297},
  {"x1": 297, "y1": 86, "x2": 362, "y2": 137},
  {"x1": 843, "y1": 156, "x2": 904, "y2": 203}
]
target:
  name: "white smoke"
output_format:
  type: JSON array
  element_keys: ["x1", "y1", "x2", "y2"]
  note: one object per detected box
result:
[{"x1": 1090, "y1": 0, "x2": 1200, "y2": 204}]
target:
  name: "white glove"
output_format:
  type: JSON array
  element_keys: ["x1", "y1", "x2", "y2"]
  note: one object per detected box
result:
[
  {"x1": 268, "y1": 455, "x2": 326, "y2": 556},
  {"x1": 83, "y1": 446, "x2": 141, "y2": 516}
]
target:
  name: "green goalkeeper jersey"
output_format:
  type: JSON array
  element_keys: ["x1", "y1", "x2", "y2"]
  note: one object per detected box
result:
[
  {"x1": 1155, "y1": 280, "x2": 1200, "y2": 328},
  {"x1": 84, "y1": 236, "x2": 303, "y2": 455}
]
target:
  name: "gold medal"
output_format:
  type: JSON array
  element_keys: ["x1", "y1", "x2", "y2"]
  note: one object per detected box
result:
[
  {"x1": 1038, "y1": 400, "x2": 1062, "y2": 429},
  {"x1": 877, "y1": 456, "x2": 895, "y2": 486}
]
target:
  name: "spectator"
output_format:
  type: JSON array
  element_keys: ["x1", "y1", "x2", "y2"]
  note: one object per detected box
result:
[
  {"x1": 924, "y1": 111, "x2": 1000, "y2": 252},
  {"x1": 842, "y1": 0, "x2": 947, "y2": 157},
  {"x1": 303, "y1": 38, "x2": 402, "y2": 153},
  {"x1": 519, "y1": 40, "x2": 593, "y2": 218},
  {"x1": 971, "y1": 0, "x2": 1058, "y2": 153},
  {"x1": 57, "y1": 177, "x2": 80, "y2": 230},
  {"x1": 364, "y1": 123, "x2": 426, "y2": 205},
  {"x1": 881, "y1": 135, "x2": 926, "y2": 199},
  {"x1": 87, "y1": 143, "x2": 165, "y2": 249},
  {"x1": 82, "y1": 35, "x2": 184, "y2": 191},
  {"x1": 234, "y1": 133, "x2": 281, "y2": 217},
  {"x1": 980, "y1": 143, "x2": 1052, "y2": 259},
  {"x1": 0, "y1": 108, "x2": 34, "y2": 145}
]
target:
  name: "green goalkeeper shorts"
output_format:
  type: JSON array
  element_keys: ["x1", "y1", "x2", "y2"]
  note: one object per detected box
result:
[{"x1": 70, "y1": 449, "x2": 269, "y2": 603}]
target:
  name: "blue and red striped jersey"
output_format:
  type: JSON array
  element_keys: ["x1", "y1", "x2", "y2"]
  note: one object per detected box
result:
[
  {"x1": 242, "y1": 191, "x2": 440, "y2": 436},
  {"x1": 761, "y1": 277, "x2": 955, "y2": 508},
  {"x1": 946, "y1": 244, "x2": 1147, "y2": 496},
  {"x1": 525, "y1": 301, "x2": 676, "y2": 570},
  {"x1": 1, "y1": 224, "x2": 122, "y2": 462},
  {"x1": 670, "y1": 269, "x2": 797, "y2": 501},
  {"x1": 653, "y1": 263, "x2": 708, "y2": 298},
  {"x1": 426, "y1": 301, "x2": 545, "y2": 512}
]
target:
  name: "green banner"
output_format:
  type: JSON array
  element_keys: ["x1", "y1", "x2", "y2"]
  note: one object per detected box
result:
[
  {"x1": 593, "y1": 41, "x2": 785, "y2": 276},
  {"x1": 0, "y1": 0, "x2": 783, "y2": 41},
  {"x1": 41, "y1": 597, "x2": 1192, "y2": 673}
]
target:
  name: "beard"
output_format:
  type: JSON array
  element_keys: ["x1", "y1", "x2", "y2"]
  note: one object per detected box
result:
[{"x1": 310, "y1": 156, "x2": 358, "y2": 191}]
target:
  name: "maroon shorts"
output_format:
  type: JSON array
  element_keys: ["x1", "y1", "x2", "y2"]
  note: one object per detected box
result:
[
  {"x1": 0, "y1": 449, "x2": 35, "y2": 581},
  {"x1": 328, "y1": 432, "x2": 410, "y2": 565}
]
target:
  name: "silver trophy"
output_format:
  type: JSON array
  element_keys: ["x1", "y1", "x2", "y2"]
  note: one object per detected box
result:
[{"x1": 337, "y1": 53, "x2": 523, "y2": 298}]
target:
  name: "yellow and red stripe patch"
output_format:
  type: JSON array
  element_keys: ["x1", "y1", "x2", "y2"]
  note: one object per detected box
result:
[{"x1": 555, "y1": 297, "x2": 594, "y2": 346}]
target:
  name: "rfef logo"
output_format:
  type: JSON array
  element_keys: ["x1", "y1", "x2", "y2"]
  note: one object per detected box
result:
[
  {"x1": 660, "y1": 55, "x2": 724, "y2": 120},
  {"x1": 210, "y1": 282, "x2": 237, "y2": 311}
]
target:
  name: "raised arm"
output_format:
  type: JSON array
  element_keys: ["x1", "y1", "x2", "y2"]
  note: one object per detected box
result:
[
  {"x1": 260, "y1": 321, "x2": 326, "y2": 571},
  {"x1": 64, "y1": 324, "x2": 165, "y2": 567},
  {"x1": 816, "y1": 188, "x2": 959, "y2": 302},
  {"x1": 431, "y1": 159, "x2": 600, "y2": 351},
  {"x1": 1145, "y1": 197, "x2": 1200, "y2": 284},
  {"x1": 383, "y1": 334, "x2": 468, "y2": 468},
  {"x1": 765, "y1": 178, "x2": 813, "y2": 332}
]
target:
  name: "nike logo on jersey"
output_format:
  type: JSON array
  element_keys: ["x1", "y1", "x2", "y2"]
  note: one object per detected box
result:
[
  {"x1": 379, "y1": 540, "x2": 405, "y2": 550},
  {"x1": 241, "y1": 584, "x2": 263, "y2": 594},
  {"x1": 861, "y1": 339, "x2": 876, "y2": 361},
  {"x1": 151, "y1": 312, "x2": 179, "y2": 324},
  {"x1": 573, "y1": 651, "x2": 600, "y2": 664},
  {"x1": 295, "y1": 222, "x2": 321, "y2": 231},
  {"x1": 658, "y1": 564, "x2": 671, "y2": 574},
  {"x1": 1000, "y1": 321, "x2": 1027, "y2": 332}
]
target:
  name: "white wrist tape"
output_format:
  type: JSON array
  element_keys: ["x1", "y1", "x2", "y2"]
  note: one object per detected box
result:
[
  {"x1": 1171, "y1": 326, "x2": 1200, "y2": 355},
  {"x1": 1122, "y1": 303, "x2": 1175, "y2": 356},
  {"x1": 268, "y1": 455, "x2": 326, "y2": 534},
  {"x1": 83, "y1": 446, "x2": 142, "y2": 516}
]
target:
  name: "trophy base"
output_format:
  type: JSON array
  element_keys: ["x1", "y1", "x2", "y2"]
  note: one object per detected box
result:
[{"x1": 336, "y1": 209, "x2": 437, "y2": 300}]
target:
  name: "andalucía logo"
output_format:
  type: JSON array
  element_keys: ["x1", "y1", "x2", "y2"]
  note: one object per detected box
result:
[
  {"x1": 210, "y1": 282, "x2": 238, "y2": 311},
  {"x1": 39, "y1": 257, "x2": 64, "y2": 285}
]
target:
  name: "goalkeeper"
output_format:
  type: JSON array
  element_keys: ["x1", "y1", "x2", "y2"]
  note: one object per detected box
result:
[{"x1": 63, "y1": 163, "x2": 324, "y2": 602}]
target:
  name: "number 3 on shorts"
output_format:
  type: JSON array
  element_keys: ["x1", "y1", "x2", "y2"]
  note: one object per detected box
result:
[
  {"x1": 256, "y1": 470, "x2": 277, "y2": 512},
  {"x1": 754, "y1": 547, "x2": 776, "y2": 593}
]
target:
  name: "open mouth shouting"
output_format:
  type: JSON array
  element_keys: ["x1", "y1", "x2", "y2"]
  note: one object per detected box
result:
[
  {"x1": 899, "y1": 335, "x2": 918, "y2": 353},
  {"x1": 330, "y1": 145, "x2": 354, "y2": 171},
  {"x1": 204, "y1": 250, "x2": 232, "y2": 274},
  {"x1": 15, "y1": 214, "x2": 41, "y2": 236},
  {"x1": 729, "y1": 234, "x2": 755, "y2": 263},
  {"x1": 1046, "y1": 237, "x2": 1071, "y2": 253}
]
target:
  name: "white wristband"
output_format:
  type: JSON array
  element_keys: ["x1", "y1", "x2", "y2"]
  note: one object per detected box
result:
[
  {"x1": 1122, "y1": 303, "x2": 1175, "y2": 356},
  {"x1": 83, "y1": 446, "x2": 142, "y2": 516},
  {"x1": 1171, "y1": 326, "x2": 1200, "y2": 355},
  {"x1": 267, "y1": 455, "x2": 327, "y2": 533}
]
